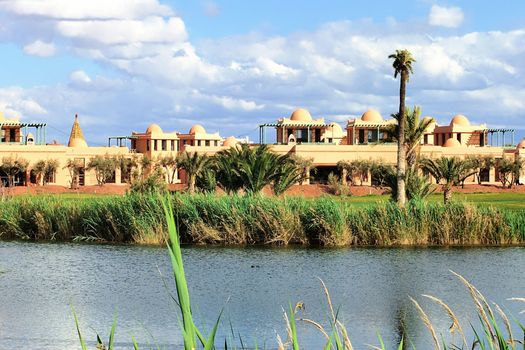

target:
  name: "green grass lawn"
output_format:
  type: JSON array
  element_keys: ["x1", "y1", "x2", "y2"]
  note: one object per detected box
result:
[
  {"x1": 339, "y1": 192, "x2": 525, "y2": 210},
  {"x1": 15, "y1": 190, "x2": 525, "y2": 210}
]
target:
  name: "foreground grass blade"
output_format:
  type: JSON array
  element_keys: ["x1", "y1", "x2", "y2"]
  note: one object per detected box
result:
[
  {"x1": 162, "y1": 197, "x2": 197, "y2": 350},
  {"x1": 70, "y1": 304, "x2": 88, "y2": 350},
  {"x1": 108, "y1": 309, "x2": 118, "y2": 350},
  {"x1": 131, "y1": 336, "x2": 140, "y2": 350},
  {"x1": 289, "y1": 302, "x2": 300, "y2": 350},
  {"x1": 204, "y1": 310, "x2": 223, "y2": 350}
]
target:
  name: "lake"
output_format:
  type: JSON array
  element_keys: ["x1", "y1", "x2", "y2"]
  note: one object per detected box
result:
[{"x1": 0, "y1": 242, "x2": 523, "y2": 349}]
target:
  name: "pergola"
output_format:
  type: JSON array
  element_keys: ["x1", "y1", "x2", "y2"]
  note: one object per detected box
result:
[
  {"x1": 348, "y1": 122, "x2": 390, "y2": 144},
  {"x1": 258, "y1": 122, "x2": 327, "y2": 144},
  {"x1": 107, "y1": 135, "x2": 137, "y2": 148},
  {"x1": 482, "y1": 128, "x2": 515, "y2": 147},
  {"x1": 0, "y1": 121, "x2": 47, "y2": 145}
]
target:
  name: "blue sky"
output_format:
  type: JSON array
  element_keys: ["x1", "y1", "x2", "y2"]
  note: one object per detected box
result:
[{"x1": 0, "y1": 0, "x2": 524, "y2": 145}]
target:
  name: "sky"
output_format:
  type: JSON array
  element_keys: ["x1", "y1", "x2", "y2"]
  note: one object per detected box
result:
[{"x1": 0, "y1": 0, "x2": 525, "y2": 146}]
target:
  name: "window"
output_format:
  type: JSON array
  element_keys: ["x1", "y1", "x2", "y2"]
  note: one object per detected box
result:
[
  {"x1": 171, "y1": 140, "x2": 175, "y2": 151},
  {"x1": 146, "y1": 140, "x2": 150, "y2": 151},
  {"x1": 480, "y1": 133, "x2": 485, "y2": 147},
  {"x1": 190, "y1": 140, "x2": 194, "y2": 146},
  {"x1": 368, "y1": 129, "x2": 378, "y2": 143},
  {"x1": 456, "y1": 133, "x2": 461, "y2": 143},
  {"x1": 205, "y1": 140, "x2": 210, "y2": 147},
  {"x1": 162, "y1": 140, "x2": 167, "y2": 151},
  {"x1": 214, "y1": 141, "x2": 219, "y2": 146},
  {"x1": 424, "y1": 134, "x2": 428, "y2": 144},
  {"x1": 44, "y1": 170, "x2": 56, "y2": 184},
  {"x1": 154, "y1": 140, "x2": 158, "y2": 151},
  {"x1": 198, "y1": 140, "x2": 202, "y2": 146},
  {"x1": 358, "y1": 129, "x2": 365, "y2": 144}
]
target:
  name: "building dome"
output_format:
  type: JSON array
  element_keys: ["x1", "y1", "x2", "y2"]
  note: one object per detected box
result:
[
  {"x1": 146, "y1": 123, "x2": 163, "y2": 134},
  {"x1": 443, "y1": 137, "x2": 461, "y2": 147},
  {"x1": 450, "y1": 114, "x2": 470, "y2": 127},
  {"x1": 223, "y1": 136, "x2": 238, "y2": 147},
  {"x1": 516, "y1": 139, "x2": 525, "y2": 149},
  {"x1": 329, "y1": 122, "x2": 343, "y2": 137},
  {"x1": 290, "y1": 108, "x2": 312, "y2": 122},
  {"x1": 361, "y1": 109, "x2": 383, "y2": 122},
  {"x1": 189, "y1": 124, "x2": 206, "y2": 134}
]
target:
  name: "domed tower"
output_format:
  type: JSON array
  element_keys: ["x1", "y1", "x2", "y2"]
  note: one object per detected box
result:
[{"x1": 68, "y1": 114, "x2": 88, "y2": 148}]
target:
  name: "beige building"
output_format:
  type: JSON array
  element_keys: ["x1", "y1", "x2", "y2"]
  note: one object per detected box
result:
[{"x1": 0, "y1": 107, "x2": 523, "y2": 188}]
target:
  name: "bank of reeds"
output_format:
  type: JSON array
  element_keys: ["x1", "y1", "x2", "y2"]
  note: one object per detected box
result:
[{"x1": 0, "y1": 193, "x2": 524, "y2": 246}]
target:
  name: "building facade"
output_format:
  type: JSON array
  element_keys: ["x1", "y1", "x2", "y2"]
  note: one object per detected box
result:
[{"x1": 0, "y1": 107, "x2": 523, "y2": 188}]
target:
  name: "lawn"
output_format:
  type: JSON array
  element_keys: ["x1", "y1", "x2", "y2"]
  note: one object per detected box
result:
[
  {"x1": 338, "y1": 192, "x2": 525, "y2": 210},
  {"x1": 13, "y1": 190, "x2": 525, "y2": 210}
]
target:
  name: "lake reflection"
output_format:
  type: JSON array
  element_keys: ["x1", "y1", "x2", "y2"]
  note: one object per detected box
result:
[{"x1": 0, "y1": 242, "x2": 523, "y2": 349}]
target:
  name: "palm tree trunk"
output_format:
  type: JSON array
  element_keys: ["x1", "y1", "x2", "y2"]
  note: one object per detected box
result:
[
  {"x1": 396, "y1": 70, "x2": 407, "y2": 207},
  {"x1": 443, "y1": 185, "x2": 452, "y2": 204},
  {"x1": 188, "y1": 175, "x2": 196, "y2": 194},
  {"x1": 341, "y1": 168, "x2": 347, "y2": 186}
]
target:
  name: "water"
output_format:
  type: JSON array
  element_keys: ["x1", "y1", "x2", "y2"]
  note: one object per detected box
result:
[{"x1": 0, "y1": 242, "x2": 523, "y2": 349}]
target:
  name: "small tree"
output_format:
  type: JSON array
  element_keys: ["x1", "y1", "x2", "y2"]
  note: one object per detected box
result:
[
  {"x1": 129, "y1": 168, "x2": 168, "y2": 194},
  {"x1": 498, "y1": 158, "x2": 524, "y2": 188},
  {"x1": 466, "y1": 155, "x2": 494, "y2": 185},
  {"x1": 156, "y1": 154, "x2": 178, "y2": 184},
  {"x1": 0, "y1": 156, "x2": 29, "y2": 187},
  {"x1": 370, "y1": 161, "x2": 395, "y2": 188},
  {"x1": 64, "y1": 159, "x2": 83, "y2": 189},
  {"x1": 87, "y1": 155, "x2": 117, "y2": 186},
  {"x1": 290, "y1": 155, "x2": 314, "y2": 185},
  {"x1": 32, "y1": 160, "x2": 47, "y2": 185},
  {"x1": 350, "y1": 160, "x2": 372, "y2": 186},
  {"x1": 115, "y1": 155, "x2": 138, "y2": 184},
  {"x1": 43, "y1": 159, "x2": 59, "y2": 185}
]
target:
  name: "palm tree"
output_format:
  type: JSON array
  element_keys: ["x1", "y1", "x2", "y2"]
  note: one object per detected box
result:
[
  {"x1": 389, "y1": 49, "x2": 416, "y2": 207},
  {"x1": 384, "y1": 106, "x2": 434, "y2": 169},
  {"x1": 272, "y1": 157, "x2": 306, "y2": 196},
  {"x1": 177, "y1": 152, "x2": 211, "y2": 194},
  {"x1": 420, "y1": 157, "x2": 475, "y2": 204},
  {"x1": 214, "y1": 144, "x2": 303, "y2": 195},
  {"x1": 214, "y1": 148, "x2": 244, "y2": 194}
]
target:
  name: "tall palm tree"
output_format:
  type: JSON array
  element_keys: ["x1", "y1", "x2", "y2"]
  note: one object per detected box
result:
[
  {"x1": 177, "y1": 152, "x2": 211, "y2": 194},
  {"x1": 389, "y1": 49, "x2": 416, "y2": 207},
  {"x1": 420, "y1": 157, "x2": 475, "y2": 204},
  {"x1": 384, "y1": 106, "x2": 434, "y2": 169}
]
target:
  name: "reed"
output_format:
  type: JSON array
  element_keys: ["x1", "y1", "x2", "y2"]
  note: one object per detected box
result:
[{"x1": 0, "y1": 193, "x2": 524, "y2": 246}]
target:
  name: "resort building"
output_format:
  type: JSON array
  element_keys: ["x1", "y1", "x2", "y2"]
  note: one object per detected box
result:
[{"x1": 0, "y1": 107, "x2": 523, "y2": 188}]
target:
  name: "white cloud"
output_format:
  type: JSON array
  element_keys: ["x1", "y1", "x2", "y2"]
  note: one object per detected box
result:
[
  {"x1": 23, "y1": 40, "x2": 56, "y2": 57},
  {"x1": 69, "y1": 70, "x2": 91, "y2": 84},
  {"x1": 56, "y1": 16, "x2": 187, "y2": 45},
  {"x1": 0, "y1": 0, "x2": 172, "y2": 20},
  {"x1": 428, "y1": 5, "x2": 464, "y2": 28}
]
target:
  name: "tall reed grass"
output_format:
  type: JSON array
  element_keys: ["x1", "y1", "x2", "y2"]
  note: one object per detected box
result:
[{"x1": 0, "y1": 193, "x2": 524, "y2": 246}]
